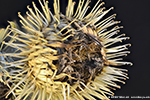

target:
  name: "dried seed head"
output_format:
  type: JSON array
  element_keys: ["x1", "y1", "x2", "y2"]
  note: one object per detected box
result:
[{"x1": 0, "y1": 0, "x2": 132, "y2": 100}]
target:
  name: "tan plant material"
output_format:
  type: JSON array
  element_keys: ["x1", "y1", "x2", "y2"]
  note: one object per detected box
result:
[{"x1": 0, "y1": 0, "x2": 132, "y2": 100}]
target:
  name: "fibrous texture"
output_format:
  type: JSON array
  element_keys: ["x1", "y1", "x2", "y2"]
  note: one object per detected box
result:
[{"x1": 0, "y1": 0, "x2": 132, "y2": 100}]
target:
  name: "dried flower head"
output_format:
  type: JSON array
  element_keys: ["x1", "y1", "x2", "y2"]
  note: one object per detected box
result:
[{"x1": 0, "y1": 0, "x2": 132, "y2": 100}]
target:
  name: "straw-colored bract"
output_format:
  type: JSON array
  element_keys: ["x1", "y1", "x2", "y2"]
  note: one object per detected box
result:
[{"x1": 0, "y1": 0, "x2": 132, "y2": 100}]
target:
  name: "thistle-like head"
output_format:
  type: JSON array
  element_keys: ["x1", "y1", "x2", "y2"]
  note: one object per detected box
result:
[{"x1": 0, "y1": 0, "x2": 132, "y2": 100}]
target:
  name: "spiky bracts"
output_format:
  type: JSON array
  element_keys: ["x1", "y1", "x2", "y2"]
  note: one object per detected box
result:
[{"x1": 0, "y1": 0, "x2": 132, "y2": 100}]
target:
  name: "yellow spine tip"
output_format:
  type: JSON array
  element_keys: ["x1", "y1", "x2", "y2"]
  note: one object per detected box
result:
[
  {"x1": 117, "y1": 21, "x2": 121, "y2": 23},
  {"x1": 112, "y1": 93, "x2": 114, "y2": 96},
  {"x1": 32, "y1": 1, "x2": 35, "y2": 4},
  {"x1": 124, "y1": 78, "x2": 126, "y2": 80},
  {"x1": 18, "y1": 12, "x2": 21, "y2": 15},
  {"x1": 123, "y1": 34, "x2": 125, "y2": 36},
  {"x1": 111, "y1": 7, "x2": 114, "y2": 9},
  {"x1": 130, "y1": 63, "x2": 133, "y2": 66},
  {"x1": 2, "y1": 41, "x2": 5, "y2": 44},
  {"x1": 120, "y1": 26, "x2": 123, "y2": 28},
  {"x1": 102, "y1": 2, "x2": 105, "y2": 5},
  {"x1": 27, "y1": 5, "x2": 30, "y2": 8}
]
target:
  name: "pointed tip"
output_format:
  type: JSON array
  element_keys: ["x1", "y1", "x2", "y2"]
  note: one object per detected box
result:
[
  {"x1": 111, "y1": 7, "x2": 114, "y2": 10},
  {"x1": 120, "y1": 26, "x2": 124, "y2": 28},
  {"x1": 32, "y1": 1, "x2": 35, "y2": 5},
  {"x1": 128, "y1": 44, "x2": 131, "y2": 47},
  {"x1": 18, "y1": 12, "x2": 21, "y2": 15},
  {"x1": 130, "y1": 63, "x2": 133, "y2": 66},
  {"x1": 102, "y1": 2, "x2": 105, "y2": 5},
  {"x1": 116, "y1": 21, "x2": 121, "y2": 24},
  {"x1": 103, "y1": 7, "x2": 106, "y2": 10},
  {"x1": 7, "y1": 21, "x2": 10, "y2": 23},
  {"x1": 118, "y1": 86, "x2": 121, "y2": 89},
  {"x1": 27, "y1": 5, "x2": 30, "y2": 8},
  {"x1": 46, "y1": 1, "x2": 49, "y2": 3},
  {"x1": 125, "y1": 73, "x2": 128, "y2": 76},
  {"x1": 2, "y1": 41, "x2": 5, "y2": 44}
]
